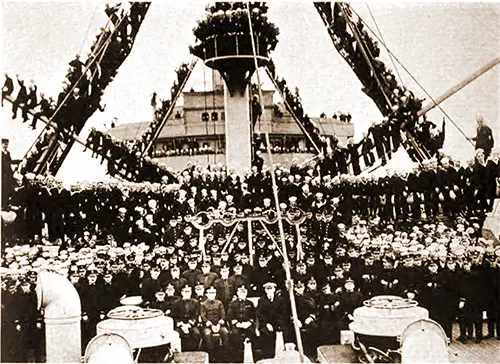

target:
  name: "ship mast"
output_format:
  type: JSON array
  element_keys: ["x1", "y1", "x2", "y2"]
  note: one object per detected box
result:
[{"x1": 418, "y1": 56, "x2": 500, "y2": 116}]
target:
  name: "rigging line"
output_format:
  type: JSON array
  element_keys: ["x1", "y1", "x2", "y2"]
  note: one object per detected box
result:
[
  {"x1": 202, "y1": 62, "x2": 209, "y2": 163},
  {"x1": 316, "y1": 114, "x2": 328, "y2": 138},
  {"x1": 79, "y1": 3, "x2": 102, "y2": 55},
  {"x1": 264, "y1": 67, "x2": 322, "y2": 155},
  {"x1": 46, "y1": 8, "x2": 130, "y2": 129},
  {"x1": 246, "y1": 3, "x2": 305, "y2": 363},
  {"x1": 212, "y1": 69, "x2": 219, "y2": 162},
  {"x1": 211, "y1": 69, "x2": 218, "y2": 156},
  {"x1": 340, "y1": 3, "x2": 393, "y2": 109},
  {"x1": 365, "y1": 4, "x2": 404, "y2": 86},
  {"x1": 30, "y1": 10, "x2": 132, "y2": 171},
  {"x1": 342, "y1": 5, "x2": 428, "y2": 162},
  {"x1": 142, "y1": 58, "x2": 198, "y2": 157},
  {"x1": 347, "y1": 5, "x2": 474, "y2": 146}
]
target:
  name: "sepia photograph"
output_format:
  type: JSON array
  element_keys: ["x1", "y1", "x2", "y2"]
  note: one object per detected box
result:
[{"x1": 1, "y1": 1, "x2": 499, "y2": 363}]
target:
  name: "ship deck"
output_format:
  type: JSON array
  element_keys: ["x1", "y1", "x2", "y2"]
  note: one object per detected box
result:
[
  {"x1": 317, "y1": 323, "x2": 500, "y2": 363},
  {"x1": 449, "y1": 323, "x2": 500, "y2": 363}
]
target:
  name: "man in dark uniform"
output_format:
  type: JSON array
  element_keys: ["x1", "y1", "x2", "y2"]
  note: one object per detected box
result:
[
  {"x1": 290, "y1": 281, "x2": 318, "y2": 356},
  {"x1": 194, "y1": 282, "x2": 207, "y2": 304},
  {"x1": 2, "y1": 139, "x2": 16, "y2": 208},
  {"x1": 227, "y1": 285, "x2": 256, "y2": 361},
  {"x1": 251, "y1": 256, "x2": 273, "y2": 297},
  {"x1": 229, "y1": 263, "x2": 249, "y2": 289},
  {"x1": 22, "y1": 84, "x2": 37, "y2": 122},
  {"x1": 419, "y1": 260, "x2": 453, "y2": 340},
  {"x1": 457, "y1": 258, "x2": 484, "y2": 343},
  {"x1": 317, "y1": 282, "x2": 342, "y2": 345},
  {"x1": 2, "y1": 73, "x2": 14, "y2": 106},
  {"x1": 376, "y1": 256, "x2": 402, "y2": 296},
  {"x1": 100, "y1": 272, "x2": 120, "y2": 313},
  {"x1": 81, "y1": 271, "x2": 102, "y2": 347},
  {"x1": 420, "y1": 161, "x2": 439, "y2": 217},
  {"x1": 12, "y1": 75, "x2": 28, "y2": 119},
  {"x1": 256, "y1": 282, "x2": 287, "y2": 358},
  {"x1": 141, "y1": 265, "x2": 162, "y2": 305},
  {"x1": 346, "y1": 138, "x2": 362, "y2": 175},
  {"x1": 16, "y1": 280, "x2": 39, "y2": 362},
  {"x1": 31, "y1": 92, "x2": 52, "y2": 130},
  {"x1": 438, "y1": 258, "x2": 460, "y2": 340},
  {"x1": 150, "y1": 290, "x2": 170, "y2": 312},
  {"x1": 361, "y1": 132, "x2": 375, "y2": 168},
  {"x1": 381, "y1": 119, "x2": 393, "y2": 160},
  {"x1": 181, "y1": 259, "x2": 203, "y2": 287},
  {"x1": 200, "y1": 285, "x2": 230, "y2": 360},
  {"x1": 339, "y1": 279, "x2": 363, "y2": 330},
  {"x1": 173, "y1": 285, "x2": 201, "y2": 351},
  {"x1": 368, "y1": 121, "x2": 388, "y2": 165},
  {"x1": 469, "y1": 115, "x2": 494, "y2": 159},
  {"x1": 163, "y1": 283, "x2": 181, "y2": 317},
  {"x1": 251, "y1": 95, "x2": 262, "y2": 128},
  {"x1": 214, "y1": 265, "x2": 235, "y2": 309}
]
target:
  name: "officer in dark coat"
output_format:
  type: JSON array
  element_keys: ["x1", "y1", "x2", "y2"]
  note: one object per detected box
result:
[
  {"x1": 227, "y1": 285, "x2": 256, "y2": 361},
  {"x1": 368, "y1": 121, "x2": 388, "y2": 165},
  {"x1": 317, "y1": 282, "x2": 342, "y2": 345},
  {"x1": 251, "y1": 95, "x2": 262, "y2": 128},
  {"x1": 141, "y1": 266, "x2": 162, "y2": 305},
  {"x1": 2, "y1": 282, "x2": 22, "y2": 362},
  {"x1": 80, "y1": 272, "x2": 102, "y2": 347},
  {"x1": 22, "y1": 84, "x2": 37, "y2": 122},
  {"x1": 346, "y1": 138, "x2": 362, "y2": 175},
  {"x1": 31, "y1": 93, "x2": 52, "y2": 129},
  {"x1": 469, "y1": 116, "x2": 494, "y2": 159},
  {"x1": 376, "y1": 256, "x2": 402, "y2": 296},
  {"x1": 457, "y1": 259, "x2": 485, "y2": 343},
  {"x1": 250, "y1": 256, "x2": 273, "y2": 296},
  {"x1": 16, "y1": 280, "x2": 39, "y2": 362},
  {"x1": 361, "y1": 132, "x2": 375, "y2": 168},
  {"x1": 339, "y1": 279, "x2": 363, "y2": 330},
  {"x1": 289, "y1": 281, "x2": 319, "y2": 355},
  {"x1": 12, "y1": 75, "x2": 28, "y2": 119},
  {"x1": 214, "y1": 265, "x2": 235, "y2": 309},
  {"x1": 1, "y1": 139, "x2": 16, "y2": 208},
  {"x1": 2, "y1": 73, "x2": 14, "y2": 106},
  {"x1": 173, "y1": 285, "x2": 201, "y2": 351},
  {"x1": 100, "y1": 272, "x2": 120, "y2": 313},
  {"x1": 256, "y1": 282, "x2": 287, "y2": 358},
  {"x1": 163, "y1": 283, "x2": 181, "y2": 318}
]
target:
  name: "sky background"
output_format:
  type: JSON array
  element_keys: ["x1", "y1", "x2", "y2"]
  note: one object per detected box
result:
[{"x1": 1, "y1": 1, "x2": 499, "y2": 183}]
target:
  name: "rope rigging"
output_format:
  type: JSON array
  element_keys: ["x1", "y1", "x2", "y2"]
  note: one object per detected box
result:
[
  {"x1": 347, "y1": 4, "x2": 474, "y2": 147},
  {"x1": 246, "y1": 3, "x2": 306, "y2": 362},
  {"x1": 340, "y1": 4, "x2": 393, "y2": 110},
  {"x1": 79, "y1": 3, "x2": 102, "y2": 55},
  {"x1": 13, "y1": 3, "x2": 153, "y2": 177},
  {"x1": 264, "y1": 67, "x2": 323, "y2": 155},
  {"x1": 17, "y1": 6, "x2": 126, "y2": 170},
  {"x1": 46, "y1": 6, "x2": 129, "y2": 128},
  {"x1": 316, "y1": 3, "x2": 434, "y2": 162},
  {"x1": 141, "y1": 58, "x2": 198, "y2": 157},
  {"x1": 211, "y1": 69, "x2": 219, "y2": 162},
  {"x1": 202, "y1": 62, "x2": 210, "y2": 163},
  {"x1": 366, "y1": 4, "x2": 403, "y2": 86}
]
